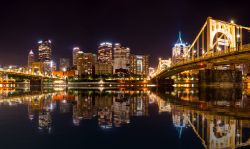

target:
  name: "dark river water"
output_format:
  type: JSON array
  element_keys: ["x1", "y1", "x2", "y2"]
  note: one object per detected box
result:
[{"x1": 0, "y1": 86, "x2": 250, "y2": 149}]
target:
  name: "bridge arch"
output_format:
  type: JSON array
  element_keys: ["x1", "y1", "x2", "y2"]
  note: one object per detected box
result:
[{"x1": 212, "y1": 32, "x2": 231, "y2": 52}]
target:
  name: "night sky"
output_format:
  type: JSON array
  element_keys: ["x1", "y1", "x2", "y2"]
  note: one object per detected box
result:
[{"x1": 0, "y1": 0, "x2": 249, "y2": 67}]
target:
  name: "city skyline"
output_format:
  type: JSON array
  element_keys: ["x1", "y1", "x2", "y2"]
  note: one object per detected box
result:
[{"x1": 0, "y1": 0, "x2": 249, "y2": 67}]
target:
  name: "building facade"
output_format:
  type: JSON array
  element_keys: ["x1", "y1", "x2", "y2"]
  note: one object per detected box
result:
[
  {"x1": 76, "y1": 51, "x2": 96, "y2": 75},
  {"x1": 172, "y1": 32, "x2": 190, "y2": 64},
  {"x1": 72, "y1": 47, "x2": 80, "y2": 67},
  {"x1": 59, "y1": 58, "x2": 70, "y2": 71},
  {"x1": 38, "y1": 39, "x2": 52, "y2": 62},
  {"x1": 82, "y1": 53, "x2": 96, "y2": 75},
  {"x1": 28, "y1": 50, "x2": 35, "y2": 68},
  {"x1": 130, "y1": 54, "x2": 149, "y2": 76},
  {"x1": 113, "y1": 43, "x2": 130, "y2": 73},
  {"x1": 37, "y1": 39, "x2": 54, "y2": 74},
  {"x1": 95, "y1": 63, "x2": 113, "y2": 75},
  {"x1": 43, "y1": 61, "x2": 56, "y2": 74},
  {"x1": 97, "y1": 42, "x2": 113, "y2": 64},
  {"x1": 76, "y1": 51, "x2": 84, "y2": 76}
]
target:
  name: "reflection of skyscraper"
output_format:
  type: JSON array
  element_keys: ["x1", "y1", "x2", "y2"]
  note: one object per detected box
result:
[
  {"x1": 113, "y1": 95, "x2": 130, "y2": 127},
  {"x1": 73, "y1": 105, "x2": 81, "y2": 126},
  {"x1": 59, "y1": 100, "x2": 71, "y2": 113},
  {"x1": 38, "y1": 110, "x2": 52, "y2": 133},
  {"x1": 98, "y1": 107, "x2": 112, "y2": 129},
  {"x1": 72, "y1": 93, "x2": 82, "y2": 126},
  {"x1": 171, "y1": 106, "x2": 189, "y2": 139},
  {"x1": 130, "y1": 93, "x2": 149, "y2": 116},
  {"x1": 72, "y1": 94, "x2": 96, "y2": 126}
]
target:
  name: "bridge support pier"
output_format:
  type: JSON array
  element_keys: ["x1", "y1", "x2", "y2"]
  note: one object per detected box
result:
[
  {"x1": 151, "y1": 77, "x2": 174, "y2": 86},
  {"x1": 206, "y1": 63, "x2": 214, "y2": 70},
  {"x1": 30, "y1": 78, "x2": 43, "y2": 86},
  {"x1": 198, "y1": 69, "x2": 242, "y2": 86}
]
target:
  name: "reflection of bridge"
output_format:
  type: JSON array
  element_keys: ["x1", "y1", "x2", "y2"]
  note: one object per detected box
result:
[
  {"x1": 150, "y1": 92, "x2": 250, "y2": 149},
  {"x1": 152, "y1": 17, "x2": 250, "y2": 84}
]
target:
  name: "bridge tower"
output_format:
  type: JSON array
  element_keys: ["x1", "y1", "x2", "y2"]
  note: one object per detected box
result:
[
  {"x1": 207, "y1": 17, "x2": 236, "y2": 53},
  {"x1": 187, "y1": 17, "x2": 241, "y2": 61}
]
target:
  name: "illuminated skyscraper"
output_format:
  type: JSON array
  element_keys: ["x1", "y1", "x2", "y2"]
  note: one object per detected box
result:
[
  {"x1": 43, "y1": 61, "x2": 56, "y2": 73},
  {"x1": 97, "y1": 42, "x2": 113, "y2": 64},
  {"x1": 28, "y1": 50, "x2": 35, "y2": 68},
  {"x1": 130, "y1": 54, "x2": 149, "y2": 76},
  {"x1": 82, "y1": 53, "x2": 96, "y2": 75},
  {"x1": 76, "y1": 51, "x2": 84, "y2": 75},
  {"x1": 172, "y1": 32, "x2": 190, "y2": 64},
  {"x1": 76, "y1": 51, "x2": 96, "y2": 75},
  {"x1": 38, "y1": 39, "x2": 52, "y2": 62},
  {"x1": 113, "y1": 43, "x2": 130, "y2": 73},
  {"x1": 72, "y1": 47, "x2": 80, "y2": 67}
]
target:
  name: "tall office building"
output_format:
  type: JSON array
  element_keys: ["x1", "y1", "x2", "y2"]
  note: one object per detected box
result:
[
  {"x1": 97, "y1": 42, "x2": 113, "y2": 64},
  {"x1": 130, "y1": 54, "x2": 149, "y2": 76},
  {"x1": 172, "y1": 32, "x2": 190, "y2": 64},
  {"x1": 82, "y1": 53, "x2": 96, "y2": 75},
  {"x1": 28, "y1": 50, "x2": 35, "y2": 68},
  {"x1": 38, "y1": 39, "x2": 52, "y2": 62},
  {"x1": 76, "y1": 51, "x2": 96, "y2": 75},
  {"x1": 72, "y1": 47, "x2": 80, "y2": 67},
  {"x1": 76, "y1": 51, "x2": 84, "y2": 75},
  {"x1": 59, "y1": 58, "x2": 70, "y2": 71},
  {"x1": 43, "y1": 61, "x2": 56, "y2": 73},
  {"x1": 113, "y1": 43, "x2": 130, "y2": 73}
]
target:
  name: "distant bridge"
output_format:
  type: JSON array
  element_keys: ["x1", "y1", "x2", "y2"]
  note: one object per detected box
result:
[{"x1": 0, "y1": 69, "x2": 57, "y2": 86}]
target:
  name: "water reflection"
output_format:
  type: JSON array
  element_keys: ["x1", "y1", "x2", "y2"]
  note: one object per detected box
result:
[
  {"x1": 152, "y1": 87, "x2": 250, "y2": 149},
  {"x1": 70, "y1": 89, "x2": 148, "y2": 129},
  {"x1": 0, "y1": 87, "x2": 250, "y2": 148}
]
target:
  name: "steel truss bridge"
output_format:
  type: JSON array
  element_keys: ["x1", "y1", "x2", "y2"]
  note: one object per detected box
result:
[{"x1": 152, "y1": 17, "x2": 250, "y2": 80}]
